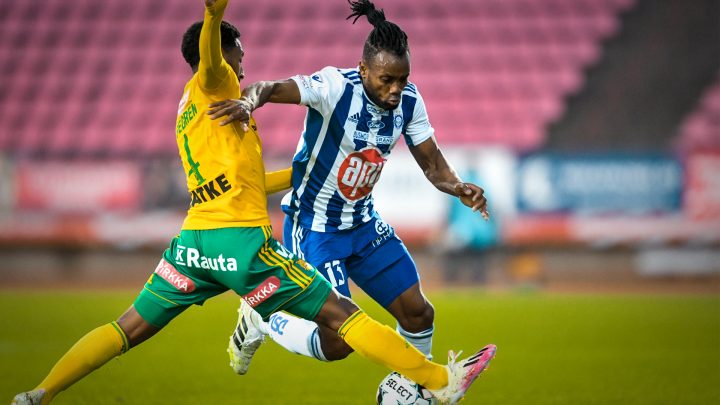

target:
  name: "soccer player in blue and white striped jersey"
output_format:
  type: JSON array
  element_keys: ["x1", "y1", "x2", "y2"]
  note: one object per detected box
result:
[{"x1": 209, "y1": 1, "x2": 492, "y2": 394}]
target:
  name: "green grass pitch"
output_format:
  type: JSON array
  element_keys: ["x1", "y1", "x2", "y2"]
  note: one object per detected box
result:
[{"x1": 1, "y1": 290, "x2": 718, "y2": 404}]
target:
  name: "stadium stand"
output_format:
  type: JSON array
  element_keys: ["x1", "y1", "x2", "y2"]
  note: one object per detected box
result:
[
  {"x1": 0, "y1": 0, "x2": 635, "y2": 156},
  {"x1": 676, "y1": 72, "x2": 720, "y2": 151}
]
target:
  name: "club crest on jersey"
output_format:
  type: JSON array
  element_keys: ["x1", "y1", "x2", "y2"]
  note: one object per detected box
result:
[
  {"x1": 337, "y1": 147, "x2": 386, "y2": 201},
  {"x1": 394, "y1": 114, "x2": 403, "y2": 129}
]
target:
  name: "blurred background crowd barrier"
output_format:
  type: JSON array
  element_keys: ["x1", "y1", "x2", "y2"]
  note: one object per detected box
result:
[{"x1": 0, "y1": 0, "x2": 718, "y2": 289}]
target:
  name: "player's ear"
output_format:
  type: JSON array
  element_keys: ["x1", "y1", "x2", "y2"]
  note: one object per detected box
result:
[{"x1": 359, "y1": 60, "x2": 367, "y2": 79}]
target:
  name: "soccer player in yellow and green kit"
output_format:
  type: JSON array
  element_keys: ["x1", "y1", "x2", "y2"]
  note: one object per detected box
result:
[{"x1": 11, "y1": 1, "x2": 494, "y2": 404}]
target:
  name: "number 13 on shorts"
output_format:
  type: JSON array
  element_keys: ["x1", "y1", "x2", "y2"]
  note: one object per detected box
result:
[{"x1": 323, "y1": 260, "x2": 346, "y2": 288}]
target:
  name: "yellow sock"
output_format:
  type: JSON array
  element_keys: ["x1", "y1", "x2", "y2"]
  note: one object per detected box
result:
[
  {"x1": 338, "y1": 310, "x2": 448, "y2": 390},
  {"x1": 35, "y1": 322, "x2": 129, "y2": 403}
]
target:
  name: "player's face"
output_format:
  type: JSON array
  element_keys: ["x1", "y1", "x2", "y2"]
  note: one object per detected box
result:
[
  {"x1": 222, "y1": 39, "x2": 245, "y2": 81},
  {"x1": 360, "y1": 51, "x2": 410, "y2": 110}
]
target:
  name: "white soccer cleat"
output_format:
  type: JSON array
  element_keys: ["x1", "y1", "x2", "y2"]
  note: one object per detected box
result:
[
  {"x1": 428, "y1": 344, "x2": 497, "y2": 405},
  {"x1": 227, "y1": 299, "x2": 267, "y2": 375},
  {"x1": 11, "y1": 389, "x2": 45, "y2": 405}
]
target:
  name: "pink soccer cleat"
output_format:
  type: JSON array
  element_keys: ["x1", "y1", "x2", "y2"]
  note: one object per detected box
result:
[{"x1": 428, "y1": 344, "x2": 497, "y2": 404}]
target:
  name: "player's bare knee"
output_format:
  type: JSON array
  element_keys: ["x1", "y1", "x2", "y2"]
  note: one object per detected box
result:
[
  {"x1": 314, "y1": 292, "x2": 360, "y2": 331},
  {"x1": 116, "y1": 306, "x2": 160, "y2": 348},
  {"x1": 398, "y1": 301, "x2": 434, "y2": 332},
  {"x1": 324, "y1": 343, "x2": 354, "y2": 361},
  {"x1": 318, "y1": 324, "x2": 354, "y2": 361}
]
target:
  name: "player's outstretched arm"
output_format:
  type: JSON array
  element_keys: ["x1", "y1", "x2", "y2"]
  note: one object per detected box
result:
[
  {"x1": 264, "y1": 167, "x2": 292, "y2": 195},
  {"x1": 198, "y1": 0, "x2": 230, "y2": 91},
  {"x1": 409, "y1": 137, "x2": 490, "y2": 219},
  {"x1": 207, "y1": 79, "x2": 301, "y2": 127}
]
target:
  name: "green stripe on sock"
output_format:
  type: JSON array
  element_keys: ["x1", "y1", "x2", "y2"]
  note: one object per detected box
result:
[
  {"x1": 338, "y1": 310, "x2": 365, "y2": 338},
  {"x1": 110, "y1": 322, "x2": 129, "y2": 353}
]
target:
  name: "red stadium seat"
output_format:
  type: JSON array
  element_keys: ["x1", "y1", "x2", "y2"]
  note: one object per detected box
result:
[
  {"x1": 0, "y1": 0, "x2": 635, "y2": 156},
  {"x1": 676, "y1": 73, "x2": 720, "y2": 151}
]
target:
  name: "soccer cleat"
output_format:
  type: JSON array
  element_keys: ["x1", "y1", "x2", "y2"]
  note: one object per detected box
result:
[
  {"x1": 428, "y1": 344, "x2": 497, "y2": 405},
  {"x1": 11, "y1": 389, "x2": 45, "y2": 405},
  {"x1": 227, "y1": 299, "x2": 267, "y2": 375}
]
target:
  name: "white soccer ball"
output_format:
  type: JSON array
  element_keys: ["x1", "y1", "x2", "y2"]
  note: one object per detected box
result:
[{"x1": 376, "y1": 372, "x2": 438, "y2": 405}]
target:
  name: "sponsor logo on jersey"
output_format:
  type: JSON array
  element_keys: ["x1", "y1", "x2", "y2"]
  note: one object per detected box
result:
[
  {"x1": 174, "y1": 245, "x2": 238, "y2": 271},
  {"x1": 375, "y1": 219, "x2": 390, "y2": 234},
  {"x1": 154, "y1": 259, "x2": 196, "y2": 292},
  {"x1": 269, "y1": 313, "x2": 289, "y2": 335},
  {"x1": 394, "y1": 114, "x2": 403, "y2": 129},
  {"x1": 366, "y1": 104, "x2": 389, "y2": 116},
  {"x1": 311, "y1": 74, "x2": 323, "y2": 83},
  {"x1": 177, "y1": 90, "x2": 189, "y2": 115},
  {"x1": 353, "y1": 130, "x2": 369, "y2": 141},
  {"x1": 347, "y1": 112, "x2": 361, "y2": 124},
  {"x1": 376, "y1": 135, "x2": 393, "y2": 145},
  {"x1": 297, "y1": 75, "x2": 313, "y2": 90},
  {"x1": 189, "y1": 173, "x2": 232, "y2": 207},
  {"x1": 372, "y1": 219, "x2": 394, "y2": 247},
  {"x1": 337, "y1": 147, "x2": 386, "y2": 201},
  {"x1": 367, "y1": 120, "x2": 385, "y2": 130},
  {"x1": 244, "y1": 276, "x2": 281, "y2": 308}
]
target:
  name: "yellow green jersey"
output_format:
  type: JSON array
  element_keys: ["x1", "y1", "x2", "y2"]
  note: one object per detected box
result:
[{"x1": 175, "y1": 2, "x2": 269, "y2": 230}]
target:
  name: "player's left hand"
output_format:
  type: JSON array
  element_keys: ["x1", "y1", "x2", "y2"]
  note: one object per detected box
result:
[
  {"x1": 454, "y1": 182, "x2": 489, "y2": 220},
  {"x1": 208, "y1": 98, "x2": 253, "y2": 130}
]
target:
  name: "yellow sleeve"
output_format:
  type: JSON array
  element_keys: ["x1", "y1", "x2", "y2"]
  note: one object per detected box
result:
[
  {"x1": 265, "y1": 168, "x2": 292, "y2": 195},
  {"x1": 198, "y1": 0, "x2": 230, "y2": 91}
]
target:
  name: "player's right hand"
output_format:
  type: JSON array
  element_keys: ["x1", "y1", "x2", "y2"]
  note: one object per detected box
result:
[{"x1": 208, "y1": 98, "x2": 253, "y2": 131}]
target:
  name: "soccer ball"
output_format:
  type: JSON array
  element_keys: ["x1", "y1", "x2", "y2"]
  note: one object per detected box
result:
[{"x1": 376, "y1": 372, "x2": 438, "y2": 404}]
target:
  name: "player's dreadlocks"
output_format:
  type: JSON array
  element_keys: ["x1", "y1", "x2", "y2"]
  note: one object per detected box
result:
[
  {"x1": 181, "y1": 20, "x2": 241, "y2": 68},
  {"x1": 347, "y1": 0, "x2": 409, "y2": 60}
]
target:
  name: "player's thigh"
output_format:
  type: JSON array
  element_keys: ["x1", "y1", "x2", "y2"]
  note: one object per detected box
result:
[
  {"x1": 347, "y1": 236, "x2": 421, "y2": 308},
  {"x1": 284, "y1": 216, "x2": 353, "y2": 297},
  {"x1": 244, "y1": 236, "x2": 334, "y2": 322},
  {"x1": 133, "y1": 235, "x2": 228, "y2": 329},
  {"x1": 135, "y1": 227, "x2": 287, "y2": 328}
]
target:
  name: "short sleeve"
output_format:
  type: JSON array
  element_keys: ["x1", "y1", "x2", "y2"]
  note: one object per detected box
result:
[
  {"x1": 403, "y1": 90, "x2": 435, "y2": 147},
  {"x1": 290, "y1": 66, "x2": 346, "y2": 115}
]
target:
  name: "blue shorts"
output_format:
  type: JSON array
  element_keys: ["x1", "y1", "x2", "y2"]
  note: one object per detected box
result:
[{"x1": 283, "y1": 215, "x2": 419, "y2": 308}]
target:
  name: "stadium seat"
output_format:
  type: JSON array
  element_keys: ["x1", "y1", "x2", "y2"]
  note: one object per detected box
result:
[
  {"x1": 0, "y1": 0, "x2": 635, "y2": 156},
  {"x1": 676, "y1": 73, "x2": 720, "y2": 151}
]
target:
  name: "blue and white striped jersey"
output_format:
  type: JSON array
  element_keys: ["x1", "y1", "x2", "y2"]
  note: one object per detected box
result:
[{"x1": 281, "y1": 66, "x2": 435, "y2": 232}]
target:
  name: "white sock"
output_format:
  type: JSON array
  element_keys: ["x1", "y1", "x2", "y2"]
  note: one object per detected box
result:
[
  {"x1": 262, "y1": 312, "x2": 327, "y2": 361},
  {"x1": 397, "y1": 324, "x2": 434, "y2": 360}
]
